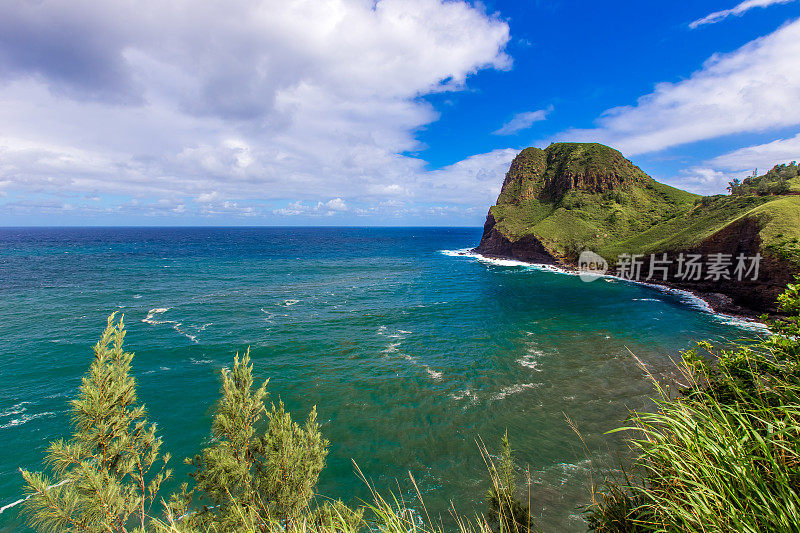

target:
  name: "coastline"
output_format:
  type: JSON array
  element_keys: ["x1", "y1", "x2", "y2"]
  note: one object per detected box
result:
[{"x1": 441, "y1": 248, "x2": 770, "y2": 333}]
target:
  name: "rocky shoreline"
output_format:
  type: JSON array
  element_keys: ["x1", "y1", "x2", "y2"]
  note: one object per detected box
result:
[
  {"x1": 463, "y1": 243, "x2": 771, "y2": 329},
  {"x1": 474, "y1": 212, "x2": 793, "y2": 319}
]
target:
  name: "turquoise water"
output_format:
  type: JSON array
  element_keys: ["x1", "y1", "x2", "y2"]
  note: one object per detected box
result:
[{"x1": 0, "y1": 227, "x2": 762, "y2": 531}]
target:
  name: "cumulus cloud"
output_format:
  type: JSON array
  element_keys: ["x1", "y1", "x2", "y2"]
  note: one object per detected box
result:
[
  {"x1": 690, "y1": 0, "x2": 795, "y2": 29},
  {"x1": 492, "y1": 108, "x2": 550, "y2": 135},
  {"x1": 556, "y1": 18, "x2": 800, "y2": 156},
  {"x1": 706, "y1": 132, "x2": 800, "y2": 171},
  {"x1": 272, "y1": 197, "x2": 348, "y2": 217},
  {"x1": 0, "y1": 0, "x2": 511, "y2": 222},
  {"x1": 669, "y1": 167, "x2": 741, "y2": 195}
]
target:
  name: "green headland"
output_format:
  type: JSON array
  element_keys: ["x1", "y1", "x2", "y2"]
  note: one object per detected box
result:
[{"x1": 476, "y1": 142, "x2": 800, "y2": 314}]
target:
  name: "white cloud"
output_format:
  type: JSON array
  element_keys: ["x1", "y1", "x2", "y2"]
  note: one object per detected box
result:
[
  {"x1": 273, "y1": 197, "x2": 348, "y2": 216},
  {"x1": 690, "y1": 0, "x2": 795, "y2": 29},
  {"x1": 0, "y1": 0, "x2": 512, "y2": 221},
  {"x1": 670, "y1": 167, "x2": 741, "y2": 195},
  {"x1": 707, "y1": 132, "x2": 800, "y2": 171},
  {"x1": 420, "y1": 148, "x2": 519, "y2": 200},
  {"x1": 492, "y1": 108, "x2": 550, "y2": 135},
  {"x1": 318, "y1": 197, "x2": 348, "y2": 211},
  {"x1": 557, "y1": 18, "x2": 800, "y2": 156}
]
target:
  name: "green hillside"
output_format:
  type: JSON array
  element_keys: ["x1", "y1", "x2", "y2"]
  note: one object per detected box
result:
[{"x1": 483, "y1": 143, "x2": 800, "y2": 266}]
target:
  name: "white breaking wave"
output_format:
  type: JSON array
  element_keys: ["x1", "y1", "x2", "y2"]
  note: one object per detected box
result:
[
  {"x1": 0, "y1": 402, "x2": 31, "y2": 418},
  {"x1": 452, "y1": 388, "x2": 478, "y2": 402},
  {"x1": 442, "y1": 249, "x2": 770, "y2": 333},
  {"x1": 492, "y1": 382, "x2": 541, "y2": 401},
  {"x1": 141, "y1": 308, "x2": 200, "y2": 343},
  {"x1": 380, "y1": 340, "x2": 443, "y2": 381},
  {"x1": 439, "y1": 249, "x2": 580, "y2": 275},
  {"x1": 425, "y1": 367, "x2": 444, "y2": 380},
  {"x1": 517, "y1": 353, "x2": 543, "y2": 372},
  {"x1": 0, "y1": 402, "x2": 50, "y2": 430},
  {"x1": 142, "y1": 307, "x2": 170, "y2": 324},
  {"x1": 382, "y1": 342, "x2": 400, "y2": 354},
  {"x1": 0, "y1": 411, "x2": 56, "y2": 430}
]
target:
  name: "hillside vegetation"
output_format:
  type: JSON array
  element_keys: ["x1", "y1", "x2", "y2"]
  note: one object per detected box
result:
[{"x1": 484, "y1": 143, "x2": 800, "y2": 264}]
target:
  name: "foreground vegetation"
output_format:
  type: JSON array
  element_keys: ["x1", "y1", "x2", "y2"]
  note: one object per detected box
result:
[
  {"x1": 19, "y1": 277, "x2": 800, "y2": 531},
  {"x1": 588, "y1": 277, "x2": 800, "y2": 531},
  {"x1": 19, "y1": 315, "x2": 533, "y2": 533}
]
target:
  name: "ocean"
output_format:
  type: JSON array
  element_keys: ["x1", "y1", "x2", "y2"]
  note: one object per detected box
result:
[{"x1": 0, "y1": 227, "x2": 765, "y2": 531}]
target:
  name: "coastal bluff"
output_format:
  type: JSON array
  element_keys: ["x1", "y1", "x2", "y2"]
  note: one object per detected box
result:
[{"x1": 474, "y1": 142, "x2": 800, "y2": 316}]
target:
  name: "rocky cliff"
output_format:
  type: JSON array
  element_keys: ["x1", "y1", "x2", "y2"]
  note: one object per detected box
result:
[{"x1": 475, "y1": 143, "x2": 800, "y2": 316}]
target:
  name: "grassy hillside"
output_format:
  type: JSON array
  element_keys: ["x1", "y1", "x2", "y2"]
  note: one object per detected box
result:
[{"x1": 485, "y1": 143, "x2": 800, "y2": 265}]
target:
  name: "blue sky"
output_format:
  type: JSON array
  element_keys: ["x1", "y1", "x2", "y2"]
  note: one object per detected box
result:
[{"x1": 1, "y1": 0, "x2": 800, "y2": 226}]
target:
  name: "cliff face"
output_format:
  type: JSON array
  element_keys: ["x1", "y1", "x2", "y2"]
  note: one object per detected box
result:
[
  {"x1": 475, "y1": 142, "x2": 800, "y2": 316},
  {"x1": 477, "y1": 212, "x2": 557, "y2": 264},
  {"x1": 494, "y1": 143, "x2": 649, "y2": 205}
]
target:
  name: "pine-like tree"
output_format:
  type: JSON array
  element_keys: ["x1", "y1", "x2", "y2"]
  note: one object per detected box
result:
[
  {"x1": 20, "y1": 314, "x2": 171, "y2": 533},
  {"x1": 486, "y1": 432, "x2": 534, "y2": 533},
  {"x1": 177, "y1": 349, "x2": 329, "y2": 531}
]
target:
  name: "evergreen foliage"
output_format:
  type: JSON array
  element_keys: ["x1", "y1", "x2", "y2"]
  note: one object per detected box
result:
[
  {"x1": 172, "y1": 349, "x2": 329, "y2": 532},
  {"x1": 484, "y1": 432, "x2": 534, "y2": 533},
  {"x1": 20, "y1": 314, "x2": 171, "y2": 533}
]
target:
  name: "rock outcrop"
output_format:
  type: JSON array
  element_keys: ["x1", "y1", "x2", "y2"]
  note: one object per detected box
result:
[{"x1": 474, "y1": 143, "x2": 800, "y2": 316}]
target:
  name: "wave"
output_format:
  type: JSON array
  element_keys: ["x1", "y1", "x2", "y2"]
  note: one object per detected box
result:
[
  {"x1": 0, "y1": 401, "x2": 31, "y2": 418},
  {"x1": 142, "y1": 307, "x2": 170, "y2": 324},
  {"x1": 517, "y1": 353, "x2": 543, "y2": 372},
  {"x1": 0, "y1": 411, "x2": 56, "y2": 430},
  {"x1": 439, "y1": 248, "x2": 580, "y2": 275},
  {"x1": 141, "y1": 307, "x2": 202, "y2": 343},
  {"x1": 425, "y1": 368, "x2": 443, "y2": 380},
  {"x1": 380, "y1": 339, "x2": 443, "y2": 381},
  {"x1": 142, "y1": 366, "x2": 172, "y2": 375},
  {"x1": 451, "y1": 388, "x2": 478, "y2": 402},
  {"x1": 382, "y1": 342, "x2": 400, "y2": 354},
  {"x1": 491, "y1": 382, "x2": 541, "y2": 401},
  {"x1": 442, "y1": 249, "x2": 770, "y2": 333}
]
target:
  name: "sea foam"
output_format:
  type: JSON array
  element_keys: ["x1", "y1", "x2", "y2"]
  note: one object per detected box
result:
[
  {"x1": 492, "y1": 382, "x2": 541, "y2": 401},
  {"x1": 441, "y1": 249, "x2": 770, "y2": 333},
  {"x1": 142, "y1": 307, "x2": 201, "y2": 343}
]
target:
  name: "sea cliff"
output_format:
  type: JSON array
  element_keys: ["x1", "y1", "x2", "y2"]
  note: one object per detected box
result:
[{"x1": 475, "y1": 143, "x2": 800, "y2": 316}]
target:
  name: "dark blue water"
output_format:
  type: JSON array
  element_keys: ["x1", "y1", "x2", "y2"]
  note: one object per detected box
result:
[{"x1": 0, "y1": 227, "x2": 762, "y2": 531}]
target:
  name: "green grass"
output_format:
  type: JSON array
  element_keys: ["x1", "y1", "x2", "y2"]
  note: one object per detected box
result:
[
  {"x1": 587, "y1": 279, "x2": 800, "y2": 532},
  {"x1": 488, "y1": 145, "x2": 800, "y2": 263}
]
